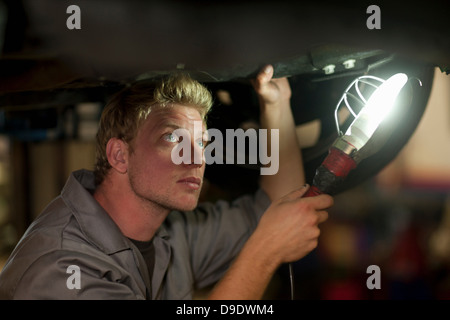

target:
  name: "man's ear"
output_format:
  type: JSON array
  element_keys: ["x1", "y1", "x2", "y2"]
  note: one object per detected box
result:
[{"x1": 106, "y1": 138, "x2": 128, "y2": 174}]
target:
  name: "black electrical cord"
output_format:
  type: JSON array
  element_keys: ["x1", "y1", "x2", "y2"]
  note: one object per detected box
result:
[{"x1": 288, "y1": 263, "x2": 295, "y2": 300}]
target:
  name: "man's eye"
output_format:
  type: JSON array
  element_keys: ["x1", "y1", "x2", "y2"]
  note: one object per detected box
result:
[
  {"x1": 196, "y1": 139, "x2": 205, "y2": 149},
  {"x1": 163, "y1": 133, "x2": 179, "y2": 143}
]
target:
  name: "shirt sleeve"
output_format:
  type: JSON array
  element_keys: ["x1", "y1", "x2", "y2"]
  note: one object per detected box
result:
[{"x1": 172, "y1": 188, "x2": 271, "y2": 289}]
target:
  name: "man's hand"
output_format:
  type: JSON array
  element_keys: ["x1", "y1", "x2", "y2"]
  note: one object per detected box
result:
[
  {"x1": 250, "y1": 185, "x2": 333, "y2": 265},
  {"x1": 251, "y1": 65, "x2": 291, "y2": 108},
  {"x1": 208, "y1": 185, "x2": 333, "y2": 300},
  {"x1": 253, "y1": 65, "x2": 305, "y2": 201}
]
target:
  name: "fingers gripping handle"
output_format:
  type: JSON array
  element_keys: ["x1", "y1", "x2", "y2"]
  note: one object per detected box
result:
[{"x1": 304, "y1": 185, "x2": 323, "y2": 197}]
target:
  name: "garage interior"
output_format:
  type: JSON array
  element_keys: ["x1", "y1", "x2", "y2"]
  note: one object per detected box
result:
[{"x1": 0, "y1": 0, "x2": 450, "y2": 299}]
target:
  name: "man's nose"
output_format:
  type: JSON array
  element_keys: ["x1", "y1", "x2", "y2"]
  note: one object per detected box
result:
[{"x1": 188, "y1": 140, "x2": 205, "y2": 167}]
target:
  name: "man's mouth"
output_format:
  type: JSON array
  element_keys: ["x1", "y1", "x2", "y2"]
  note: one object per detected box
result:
[{"x1": 177, "y1": 177, "x2": 202, "y2": 190}]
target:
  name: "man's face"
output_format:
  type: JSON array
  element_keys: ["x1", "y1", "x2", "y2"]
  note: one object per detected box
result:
[{"x1": 127, "y1": 104, "x2": 206, "y2": 212}]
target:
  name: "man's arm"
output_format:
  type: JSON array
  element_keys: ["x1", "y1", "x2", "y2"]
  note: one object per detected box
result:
[
  {"x1": 207, "y1": 66, "x2": 333, "y2": 300},
  {"x1": 253, "y1": 65, "x2": 305, "y2": 201},
  {"x1": 208, "y1": 186, "x2": 332, "y2": 299}
]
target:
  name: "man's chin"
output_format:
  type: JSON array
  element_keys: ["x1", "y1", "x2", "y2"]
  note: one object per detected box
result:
[
  {"x1": 168, "y1": 198, "x2": 199, "y2": 212},
  {"x1": 176, "y1": 202, "x2": 198, "y2": 212}
]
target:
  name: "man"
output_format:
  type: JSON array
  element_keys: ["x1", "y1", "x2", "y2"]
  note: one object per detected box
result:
[{"x1": 0, "y1": 66, "x2": 333, "y2": 299}]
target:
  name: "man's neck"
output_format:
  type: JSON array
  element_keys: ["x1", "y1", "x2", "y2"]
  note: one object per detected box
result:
[{"x1": 93, "y1": 175, "x2": 169, "y2": 242}]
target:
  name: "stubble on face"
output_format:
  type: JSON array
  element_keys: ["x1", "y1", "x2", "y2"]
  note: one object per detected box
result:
[{"x1": 126, "y1": 105, "x2": 206, "y2": 213}]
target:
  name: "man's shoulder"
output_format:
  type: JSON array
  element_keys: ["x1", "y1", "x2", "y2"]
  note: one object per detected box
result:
[
  {"x1": 0, "y1": 208, "x2": 118, "y2": 299},
  {"x1": 0, "y1": 196, "x2": 82, "y2": 296},
  {"x1": 0, "y1": 244, "x2": 123, "y2": 299}
]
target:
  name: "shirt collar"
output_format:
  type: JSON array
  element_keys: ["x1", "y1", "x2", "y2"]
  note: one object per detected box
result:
[
  {"x1": 61, "y1": 169, "x2": 171, "y2": 254},
  {"x1": 61, "y1": 169, "x2": 132, "y2": 255}
]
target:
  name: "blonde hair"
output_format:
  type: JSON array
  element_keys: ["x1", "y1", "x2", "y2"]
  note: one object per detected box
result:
[{"x1": 94, "y1": 73, "x2": 213, "y2": 185}]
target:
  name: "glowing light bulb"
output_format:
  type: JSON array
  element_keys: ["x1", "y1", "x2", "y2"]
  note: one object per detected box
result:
[{"x1": 344, "y1": 73, "x2": 408, "y2": 149}]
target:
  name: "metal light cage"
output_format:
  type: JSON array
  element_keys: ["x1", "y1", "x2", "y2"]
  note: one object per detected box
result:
[{"x1": 334, "y1": 75, "x2": 386, "y2": 136}]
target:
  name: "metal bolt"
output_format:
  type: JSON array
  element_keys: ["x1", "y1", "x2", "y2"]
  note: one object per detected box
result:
[
  {"x1": 343, "y1": 59, "x2": 356, "y2": 69},
  {"x1": 323, "y1": 64, "x2": 336, "y2": 75}
]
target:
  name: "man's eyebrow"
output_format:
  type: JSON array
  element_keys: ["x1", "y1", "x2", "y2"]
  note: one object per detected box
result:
[
  {"x1": 158, "y1": 122, "x2": 206, "y2": 132},
  {"x1": 157, "y1": 123, "x2": 183, "y2": 131},
  {"x1": 156, "y1": 122, "x2": 207, "y2": 137}
]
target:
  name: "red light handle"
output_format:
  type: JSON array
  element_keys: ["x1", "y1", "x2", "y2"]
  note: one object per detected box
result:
[
  {"x1": 304, "y1": 185, "x2": 323, "y2": 197},
  {"x1": 322, "y1": 147, "x2": 357, "y2": 177},
  {"x1": 304, "y1": 146, "x2": 357, "y2": 197}
]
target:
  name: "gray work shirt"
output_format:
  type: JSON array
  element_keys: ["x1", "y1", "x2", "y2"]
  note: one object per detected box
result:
[{"x1": 0, "y1": 169, "x2": 270, "y2": 299}]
